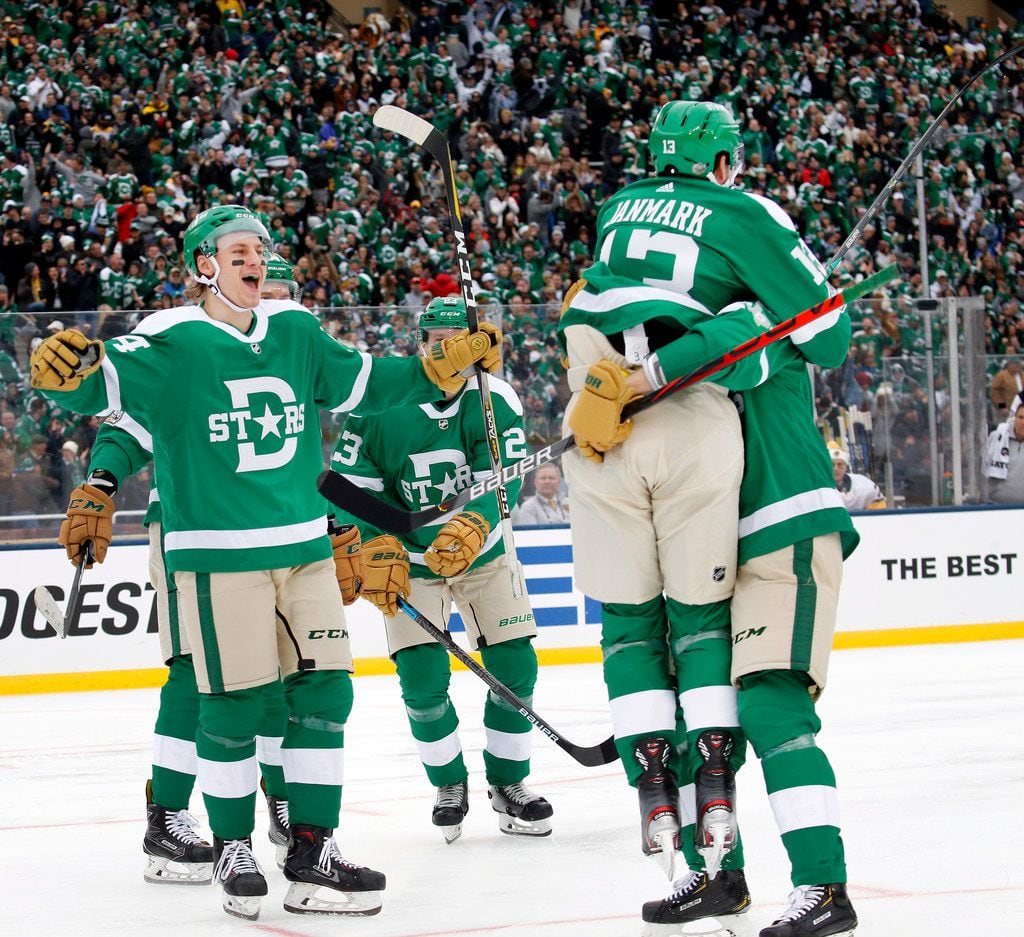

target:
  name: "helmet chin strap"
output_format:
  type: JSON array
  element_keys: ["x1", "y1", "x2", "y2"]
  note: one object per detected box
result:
[{"x1": 194, "y1": 256, "x2": 256, "y2": 313}]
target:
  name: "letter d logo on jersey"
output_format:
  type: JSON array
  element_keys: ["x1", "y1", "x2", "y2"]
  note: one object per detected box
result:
[{"x1": 208, "y1": 376, "x2": 306, "y2": 473}]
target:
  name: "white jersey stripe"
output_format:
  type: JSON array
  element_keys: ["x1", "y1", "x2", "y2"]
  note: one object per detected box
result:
[
  {"x1": 165, "y1": 516, "x2": 325, "y2": 552},
  {"x1": 739, "y1": 487, "x2": 844, "y2": 538}
]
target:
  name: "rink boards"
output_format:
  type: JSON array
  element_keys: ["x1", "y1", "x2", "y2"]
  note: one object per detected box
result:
[{"x1": 2, "y1": 505, "x2": 1023, "y2": 694}]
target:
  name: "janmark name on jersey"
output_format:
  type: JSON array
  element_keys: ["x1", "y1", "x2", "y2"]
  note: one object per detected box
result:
[
  {"x1": 207, "y1": 376, "x2": 306, "y2": 473},
  {"x1": 603, "y1": 197, "x2": 713, "y2": 238}
]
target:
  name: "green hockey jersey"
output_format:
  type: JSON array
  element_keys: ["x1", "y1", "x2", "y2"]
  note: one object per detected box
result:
[
  {"x1": 45, "y1": 301, "x2": 438, "y2": 573},
  {"x1": 90, "y1": 416, "x2": 161, "y2": 526},
  {"x1": 331, "y1": 375, "x2": 527, "y2": 579}
]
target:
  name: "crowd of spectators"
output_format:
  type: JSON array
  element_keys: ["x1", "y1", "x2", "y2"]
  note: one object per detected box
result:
[{"x1": 3, "y1": 0, "x2": 1024, "y2": 524}]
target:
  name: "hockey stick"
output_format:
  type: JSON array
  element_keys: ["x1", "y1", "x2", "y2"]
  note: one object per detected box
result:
[
  {"x1": 34, "y1": 540, "x2": 94, "y2": 639},
  {"x1": 825, "y1": 44, "x2": 1024, "y2": 275},
  {"x1": 319, "y1": 264, "x2": 899, "y2": 531},
  {"x1": 396, "y1": 596, "x2": 618, "y2": 767},
  {"x1": 374, "y1": 104, "x2": 526, "y2": 598}
]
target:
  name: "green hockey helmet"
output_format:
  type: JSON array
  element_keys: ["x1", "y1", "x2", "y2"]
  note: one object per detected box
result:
[
  {"x1": 263, "y1": 250, "x2": 300, "y2": 300},
  {"x1": 182, "y1": 204, "x2": 271, "y2": 277},
  {"x1": 419, "y1": 295, "x2": 469, "y2": 342},
  {"x1": 649, "y1": 101, "x2": 744, "y2": 185}
]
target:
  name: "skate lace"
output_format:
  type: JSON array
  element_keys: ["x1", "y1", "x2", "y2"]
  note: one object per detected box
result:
[
  {"x1": 668, "y1": 870, "x2": 705, "y2": 899},
  {"x1": 435, "y1": 783, "x2": 465, "y2": 809},
  {"x1": 498, "y1": 782, "x2": 536, "y2": 807},
  {"x1": 165, "y1": 809, "x2": 204, "y2": 845},
  {"x1": 215, "y1": 839, "x2": 263, "y2": 882},
  {"x1": 317, "y1": 835, "x2": 358, "y2": 874},
  {"x1": 272, "y1": 798, "x2": 290, "y2": 829},
  {"x1": 777, "y1": 885, "x2": 826, "y2": 922}
]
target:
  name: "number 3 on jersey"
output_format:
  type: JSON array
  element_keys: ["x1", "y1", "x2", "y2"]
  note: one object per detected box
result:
[{"x1": 600, "y1": 229, "x2": 700, "y2": 295}]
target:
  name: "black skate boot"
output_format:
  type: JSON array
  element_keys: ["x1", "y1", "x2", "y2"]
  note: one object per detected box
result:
[
  {"x1": 143, "y1": 779, "x2": 214, "y2": 885},
  {"x1": 212, "y1": 836, "x2": 268, "y2": 921},
  {"x1": 634, "y1": 737, "x2": 681, "y2": 878},
  {"x1": 487, "y1": 782, "x2": 553, "y2": 836},
  {"x1": 694, "y1": 729, "x2": 738, "y2": 879},
  {"x1": 260, "y1": 777, "x2": 290, "y2": 869},
  {"x1": 641, "y1": 869, "x2": 751, "y2": 933},
  {"x1": 283, "y1": 824, "x2": 385, "y2": 916},
  {"x1": 760, "y1": 884, "x2": 857, "y2": 937},
  {"x1": 432, "y1": 781, "x2": 469, "y2": 844}
]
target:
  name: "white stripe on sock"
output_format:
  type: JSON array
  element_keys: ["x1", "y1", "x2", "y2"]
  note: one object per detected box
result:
[
  {"x1": 769, "y1": 784, "x2": 841, "y2": 834},
  {"x1": 609, "y1": 688, "x2": 677, "y2": 739},
  {"x1": 677, "y1": 684, "x2": 740, "y2": 732},
  {"x1": 152, "y1": 734, "x2": 197, "y2": 776},
  {"x1": 485, "y1": 727, "x2": 532, "y2": 763},
  {"x1": 414, "y1": 729, "x2": 463, "y2": 768},
  {"x1": 282, "y1": 747, "x2": 345, "y2": 786},
  {"x1": 256, "y1": 735, "x2": 284, "y2": 766},
  {"x1": 197, "y1": 755, "x2": 259, "y2": 799}
]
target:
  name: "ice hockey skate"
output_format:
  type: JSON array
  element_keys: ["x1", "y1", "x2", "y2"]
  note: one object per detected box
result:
[
  {"x1": 142, "y1": 779, "x2": 213, "y2": 885},
  {"x1": 694, "y1": 730, "x2": 738, "y2": 880},
  {"x1": 634, "y1": 737, "x2": 682, "y2": 879},
  {"x1": 641, "y1": 869, "x2": 751, "y2": 937},
  {"x1": 260, "y1": 777, "x2": 290, "y2": 869},
  {"x1": 283, "y1": 824, "x2": 385, "y2": 916},
  {"x1": 212, "y1": 836, "x2": 268, "y2": 921},
  {"x1": 759, "y1": 884, "x2": 857, "y2": 937},
  {"x1": 487, "y1": 782, "x2": 553, "y2": 836},
  {"x1": 432, "y1": 780, "x2": 469, "y2": 844}
]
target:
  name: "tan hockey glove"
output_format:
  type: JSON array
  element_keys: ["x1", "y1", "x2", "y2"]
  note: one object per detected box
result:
[
  {"x1": 421, "y1": 323, "x2": 503, "y2": 393},
  {"x1": 31, "y1": 329, "x2": 105, "y2": 392},
  {"x1": 568, "y1": 360, "x2": 640, "y2": 463},
  {"x1": 424, "y1": 511, "x2": 491, "y2": 578},
  {"x1": 362, "y1": 534, "x2": 410, "y2": 617},
  {"x1": 330, "y1": 524, "x2": 364, "y2": 606},
  {"x1": 59, "y1": 483, "x2": 115, "y2": 567}
]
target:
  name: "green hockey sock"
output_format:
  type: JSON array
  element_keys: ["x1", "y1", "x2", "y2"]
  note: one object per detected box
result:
[
  {"x1": 151, "y1": 654, "x2": 200, "y2": 811},
  {"x1": 480, "y1": 637, "x2": 537, "y2": 786}
]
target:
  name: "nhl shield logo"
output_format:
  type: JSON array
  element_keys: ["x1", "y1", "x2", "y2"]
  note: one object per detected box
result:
[
  {"x1": 712, "y1": 566, "x2": 726, "y2": 582},
  {"x1": 438, "y1": 419, "x2": 449, "y2": 430}
]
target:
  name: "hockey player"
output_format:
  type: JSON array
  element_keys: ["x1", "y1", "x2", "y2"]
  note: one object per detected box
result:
[
  {"x1": 63, "y1": 259, "x2": 309, "y2": 885},
  {"x1": 561, "y1": 101, "x2": 859, "y2": 935},
  {"x1": 30, "y1": 205, "x2": 501, "y2": 921},
  {"x1": 331, "y1": 296, "x2": 553, "y2": 844}
]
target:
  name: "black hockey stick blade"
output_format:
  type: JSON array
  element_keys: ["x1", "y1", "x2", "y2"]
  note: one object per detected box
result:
[
  {"x1": 318, "y1": 265, "x2": 899, "y2": 530},
  {"x1": 34, "y1": 540, "x2": 93, "y2": 638},
  {"x1": 397, "y1": 597, "x2": 618, "y2": 767}
]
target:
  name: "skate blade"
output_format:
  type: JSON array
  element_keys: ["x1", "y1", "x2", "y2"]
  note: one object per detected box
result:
[
  {"x1": 641, "y1": 917, "x2": 738, "y2": 937},
  {"x1": 651, "y1": 829, "x2": 680, "y2": 879},
  {"x1": 223, "y1": 894, "x2": 261, "y2": 921},
  {"x1": 284, "y1": 882, "x2": 383, "y2": 916},
  {"x1": 143, "y1": 855, "x2": 212, "y2": 885},
  {"x1": 440, "y1": 822, "x2": 463, "y2": 844},
  {"x1": 497, "y1": 815, "x2": 552, "y2": 837},
  {"x1": 697, "y1": 812, "x2": 736, "y2": 881}
]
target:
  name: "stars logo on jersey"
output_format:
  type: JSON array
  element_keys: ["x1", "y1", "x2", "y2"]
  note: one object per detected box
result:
[
  {"x1": 401, "y1": 449, "x2": 472, "y2": 506},
  {"x1": 207, "y1": 377, "x2": 306, "y2": 472}
]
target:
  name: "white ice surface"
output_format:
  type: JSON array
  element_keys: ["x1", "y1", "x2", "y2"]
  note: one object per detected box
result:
[{"x1": 2, "y1": 640, "x2": 1023, "y2": 937}]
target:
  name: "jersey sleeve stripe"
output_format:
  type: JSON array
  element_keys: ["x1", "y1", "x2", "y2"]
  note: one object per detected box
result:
[
  {"x1": 570, "y1": 284, "x2": 713, "y2": 317},
  {"x1": 97, "y1": 354, "x2": 121, "y2": 417},
  {"x1": 789, "y1": 308, "x2": 843, "y2": 344},
  {"x1": 330, "y1": 352, "x2": 372, "y2": 413},
  {"x1": 112, "y1": 410, "x2": 154, "y2": 451}
]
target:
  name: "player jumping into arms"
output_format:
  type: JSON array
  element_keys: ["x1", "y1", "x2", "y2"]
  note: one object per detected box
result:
[
  {"x1": 560, "y1": 100, "x2": 857, "y2": 936},
  {"x1": 31, "y1": 205, "x2": 500, "y2": 921},
  {"x1": 56, "y1": 256, "x2": 306, "y2": 885},
  {"x1": 332, "y1": 296, "x2": 552, "y2": 844}
]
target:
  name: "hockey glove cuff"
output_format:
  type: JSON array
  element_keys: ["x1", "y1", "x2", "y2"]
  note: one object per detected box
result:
[{"x1": 421, "y1": 324, "x2": 503, "y2": 392}]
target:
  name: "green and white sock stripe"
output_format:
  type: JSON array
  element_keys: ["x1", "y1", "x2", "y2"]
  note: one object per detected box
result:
[
  {"x1": 396, "y1": 644, "x2": 468, "y2": 787},
  {"x1": 481, "y1": 638, "x2": 536, "y2": 786},
  {"x1": 151, "y1": 654, "x2": 200, "y2": 810},
  {"x1": 197, "y1": 730, "x2": 259, "y2": 840},
  {"x1": 282, "y1": 670, "x2": 351, "y2": 829}
]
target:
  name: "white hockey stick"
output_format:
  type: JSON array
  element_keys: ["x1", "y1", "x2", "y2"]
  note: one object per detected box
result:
[
  {"x1": 34, "y1": 540, "x2": 94, "y2": 638},
  {"x1": 373, "y1": 105, "x2": 527, "y2": 599}
]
